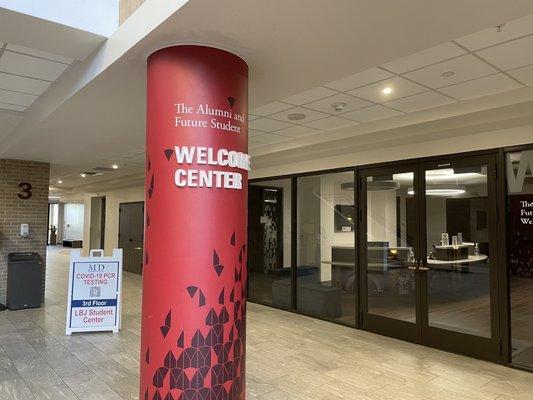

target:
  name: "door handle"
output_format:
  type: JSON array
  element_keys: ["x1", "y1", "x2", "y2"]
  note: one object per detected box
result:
[{"x1": 419, "y1": 266, "x2": 430, "y2": 271}]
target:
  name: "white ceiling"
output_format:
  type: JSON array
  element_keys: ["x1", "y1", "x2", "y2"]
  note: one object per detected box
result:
[
  {"x1": 0, "y1": 43, "x2": 73, "y2": 112},
  {"x1": 248, "y1": 14, "x2": 533, "y2": 151},
  {"x1": 1, "y1": 0, "x2": 533, "y2": 197}
]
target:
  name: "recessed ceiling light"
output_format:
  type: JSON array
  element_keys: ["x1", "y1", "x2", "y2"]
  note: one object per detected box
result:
[
  {"x1": 57, "y1": 180, "x2": 62, "y2": 184},
  {"x1": 80, "y1": 173, "x2": 87, "y2": 178},
  {"x1": 287, "y1": 113, "x2": 306, "y2": 121},
  {"x1": 381, "y1": 87, "x2": 392, "y2": 95},
  {"x1": 112, "y1": 164, "x2": 119, "y2": 169},
  {"x1": 441, "y1": 71, "x2": 455, "y2": 78}
]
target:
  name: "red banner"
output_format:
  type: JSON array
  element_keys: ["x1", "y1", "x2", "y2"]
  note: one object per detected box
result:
[{"x1": 141, "y1": 45, "x2": 248, "y2": 400}]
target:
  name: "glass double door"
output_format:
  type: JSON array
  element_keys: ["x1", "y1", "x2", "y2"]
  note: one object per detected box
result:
[{"x1": 359, "y1": 154, "x2": 500, "y2": 361}]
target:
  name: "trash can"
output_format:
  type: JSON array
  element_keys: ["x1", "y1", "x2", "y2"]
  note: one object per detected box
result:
[{"x1": 7, "y1": 252, "x2": 43, "y2": 310}]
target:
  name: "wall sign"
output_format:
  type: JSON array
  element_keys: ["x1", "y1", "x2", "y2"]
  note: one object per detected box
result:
[
  {"x1": 66, "y1": 249, "x2": 123, "y2": 335},
  {"x1": 17, "y1": 182, "x2": 32, "y2": 199},
  {"x1": 508, "y1": 195, "x2": 533, "y2": 279}
]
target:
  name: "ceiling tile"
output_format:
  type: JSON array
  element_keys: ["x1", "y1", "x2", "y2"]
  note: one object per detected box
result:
[
  {"x1": 0, "y1": 71, "x2": 50, "y2": 95},
  {"x1": 252, "y1": 133, "x2": 293, "y2": 144},
  {"x1": 249, "y1": 117, "x2": 292, "y2": 132},
  {"x1": 249, "y1": 129, "x2": 264, "y2": 137},
  {"x1": 438, "y1": 73, "x2": 522, "y2": 100},
  {"x1": 282, "y1": 86, "x2": 337, "y2": 105},
  {"x1": 455, "y1": 15, "x2": 533, "y2": 51},
  {"x1": 381, "y1": 42, "x2": 466, "y2": 74},
  {"x1": 507, "y1": 64, "x2": 533, "y2": 86},
  {"x1": 403, "y1": 54, "x2": 497, "y2": 88},
  {"x1": 303, "y1": 93, "x2": 372, "y2": 115},
  {"x1": 249, "y1": 139, "x2": 267, "y2": 149},
  {"x1": 324, "y1": 67, "x2": 393, "y2": 92},
  {"x1": 385, "y1": 91, "x2": 455, "y2": 112},
  {"x1": 251, "y1": 101, "x2": 293, "y2": 116},
  {"x1": 304, "y1": 116, "x2": 357, "y2": 131},
  {"x1": 6, "y1": 44, "x2": 73, "y2": 64},
  {"x1": 347, "y1": 76, "x2": 427, "y2": 103},
  {"x1": 0, "y1": 89, "x2": 38, "y2": 106},
  {"x1": 0, "y1": 102, "x2": 26, "y2": 112},
  {"x1": 341, "y1": 105, "x2": 403, "y2": 123},
  {"x1": 269, "y1": 106, "x2": 329, "y2": 124},
  {"x1": 0, "y1": 51, "x2": 68, "y2": 81},
  {"x1": 477, "y1": 35, "x2": 533, "y2": 71},
  {"x1": 275, "y1": 125, "x2": 318, "y2": 138}
]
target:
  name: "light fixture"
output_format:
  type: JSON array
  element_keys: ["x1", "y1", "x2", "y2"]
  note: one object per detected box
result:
[
  {"x1": 382, "y1": 87, "x2": 392, "y2": 95},
  {"x1": 441, "y1": 71, "x2": 455, "y2": 78},
  {"x1": 112, "y1": 164, "x2": 119, "y2": 169},
  {"x1": 57, "y1": 180, "x2": 62, "y2": 184},
  {"x1": 407, "y1": 186, "x2": 466, "y2": 196},
  {"x1": 288, "y1": 113, "x2": 306, "y2": 121},
  {"x1": 80, "y1": 173, "x2": 87, "y2": 178}
]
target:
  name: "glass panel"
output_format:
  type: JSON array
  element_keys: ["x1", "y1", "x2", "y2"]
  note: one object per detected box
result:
[
  {"x1": 366, "y1": 172, "x2": 417, "y2": 322},
  {"x1": 425, "y1": 165, "x2": 491, "y2": 337},
  {"x1": 248, "y1": 179, "x2": 292, "y2": 308},
  {"x1": 297, "y1": 172, "x2": 356, "y2": 325},
  {"x1": 506, "y1": 150, "x2": 533, "y2": 368}
]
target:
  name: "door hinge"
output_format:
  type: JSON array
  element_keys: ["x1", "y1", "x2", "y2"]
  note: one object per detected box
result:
[
  {"x1": 359, "y1": 310, "x2": 364, "y2": 324},
  {"x1": 496, "y1": 204, "x2": 499, "y2": 222},
  {"x1": 499, "y1": 339, "x2": 502, "y2": 356}
]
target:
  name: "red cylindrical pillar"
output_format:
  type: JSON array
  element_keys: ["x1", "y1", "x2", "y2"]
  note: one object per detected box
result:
[{"x1": 141, "y1": 46, "x2": 248, "y2": 400}]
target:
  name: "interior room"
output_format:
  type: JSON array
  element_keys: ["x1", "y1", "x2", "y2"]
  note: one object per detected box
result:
[{"x1": 1, "y1": 1, "x2": 533, "y2": 399}]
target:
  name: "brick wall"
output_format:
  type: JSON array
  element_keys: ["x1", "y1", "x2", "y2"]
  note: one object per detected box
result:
[{"x1": 0, "y1": 159, "x2": 50, "y2": 304}]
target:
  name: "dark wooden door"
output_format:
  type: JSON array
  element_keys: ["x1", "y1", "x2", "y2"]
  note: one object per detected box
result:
[{"x1": 119, "y1": 202, "x2": 144, "y2": 274}]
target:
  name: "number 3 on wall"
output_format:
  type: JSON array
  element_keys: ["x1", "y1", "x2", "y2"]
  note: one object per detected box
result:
[{"x1": 18, "y1": 182, "x2": 32, "y2": 199}]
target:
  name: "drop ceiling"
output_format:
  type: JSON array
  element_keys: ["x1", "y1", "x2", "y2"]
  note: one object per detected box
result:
[
  {"x1": 248, "y1": 14, "x2": 533, "y2": 151},
  {"x1": 0, "y1": 43, "x2": 73, "y2": 112}
]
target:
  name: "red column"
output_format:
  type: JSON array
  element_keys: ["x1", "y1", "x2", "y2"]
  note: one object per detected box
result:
[{"x1": 141, "y1": 46, "x2": 248, "y2": 400}]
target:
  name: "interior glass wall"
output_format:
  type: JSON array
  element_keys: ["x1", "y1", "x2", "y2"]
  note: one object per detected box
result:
[
  {"x1": 296, "y1": 172, "x2": 356, "y2": 325},
  {"x1": 506, "y1": 150, "x2": 533, "y2": 369},
  {"x1": 425, "y1": 166, "x2": 491, "y2": 338},
  {"x1": 248, "y1": 179, "x2": 292, "y2": 308},
  {"x1": 366, "y1": 172, "x2": 417, "y2": 322}
]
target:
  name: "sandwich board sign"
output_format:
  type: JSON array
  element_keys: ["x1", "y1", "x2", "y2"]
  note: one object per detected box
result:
[{"x1": 66, "y1": 249, "x2": 123, "y2": 335}]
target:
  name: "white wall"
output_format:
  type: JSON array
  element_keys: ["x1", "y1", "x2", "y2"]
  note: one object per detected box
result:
[
  {"x1": 367, "y1": 189, "x2": 397, "y2": 246},
  {"x1": 82, "y1": 186, "x2": 145, "y2": 255},
  {"x1": 251, "y1": 124, "x2": 533, "y2": 180},
  {"x1": 63, "y1": 203, "x2": 84, "y2": 240}
]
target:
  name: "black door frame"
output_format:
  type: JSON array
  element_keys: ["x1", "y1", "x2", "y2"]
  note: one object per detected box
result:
[{"x1": 417, "y1": 153, "x2": 500, "y2": 362}]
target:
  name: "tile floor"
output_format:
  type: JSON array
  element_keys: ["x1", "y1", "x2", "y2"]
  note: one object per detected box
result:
[{"x1": 0, "y1": 246, "x2": 532, "y2": 399}]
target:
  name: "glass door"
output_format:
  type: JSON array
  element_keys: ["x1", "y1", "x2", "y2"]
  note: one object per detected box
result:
[
  {"x1": 359, "y1": 165, "x2": 422, "y2": 343},
  {"x1": 359, "y1": 154, "x2": 500, "y2": 360},
  {"x1": 420, "y1": 155, "x2": 500, "y2": 361}
]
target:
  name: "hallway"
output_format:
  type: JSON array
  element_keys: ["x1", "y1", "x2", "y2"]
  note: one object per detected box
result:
[{"x1": 0, "y1": 246, "x2": 531, "y2": 399}]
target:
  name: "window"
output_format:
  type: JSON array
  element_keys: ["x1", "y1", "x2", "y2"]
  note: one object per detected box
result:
[{"x1": 297, "y1": 172, "x2": 356, "y2": 325}]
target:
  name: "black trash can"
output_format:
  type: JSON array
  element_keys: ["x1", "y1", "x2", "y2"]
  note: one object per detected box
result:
[{"x1": 7, "y1": 252, "x2": 43, "y2": 310}]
